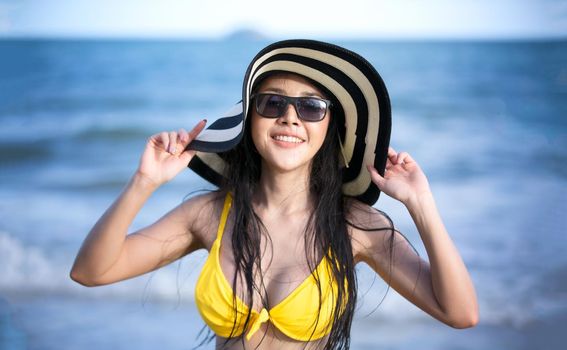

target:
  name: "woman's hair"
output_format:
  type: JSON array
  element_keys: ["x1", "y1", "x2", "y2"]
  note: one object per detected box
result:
[{"x1": 197, "y1": 72, "x2": 399, "y2": 350}]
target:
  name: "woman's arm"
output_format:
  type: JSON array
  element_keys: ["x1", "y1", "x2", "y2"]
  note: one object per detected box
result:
[
  {"x1": 358, "y1": 147, "x2": 478, "y2": 328},
  {"x1": 403, "y1": 190, "x2": 478, "y2": 328},
  {"x1": 70, "y1": 121, "x2": 208, "y2": 286}
]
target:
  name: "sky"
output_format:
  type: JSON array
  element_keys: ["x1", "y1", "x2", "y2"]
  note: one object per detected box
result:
[{"x1": 0, "y1": 0, "x2": 566, "y2": 39}]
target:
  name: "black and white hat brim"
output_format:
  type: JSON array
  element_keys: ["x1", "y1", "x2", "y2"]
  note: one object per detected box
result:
[{"x1": 187, "y1": 39, "x2": 391, "y2": 205}]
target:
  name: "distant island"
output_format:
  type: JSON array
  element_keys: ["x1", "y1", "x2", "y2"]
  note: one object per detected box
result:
[{"x1": 223, "y1": 28, "x2": 268, "y2": 41}]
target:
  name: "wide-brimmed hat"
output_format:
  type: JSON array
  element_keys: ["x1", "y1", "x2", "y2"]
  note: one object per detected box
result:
[{"x1": 186, "y1": 39, "x2": 391, "y2": 205}]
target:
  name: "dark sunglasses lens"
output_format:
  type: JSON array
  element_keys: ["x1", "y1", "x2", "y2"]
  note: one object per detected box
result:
[
  {"x1": 256, "y1": 94, "x2": 286, "y2": 118},
  {"x1": 297, "y1": 98, "x2": 327, "y2": 121}
]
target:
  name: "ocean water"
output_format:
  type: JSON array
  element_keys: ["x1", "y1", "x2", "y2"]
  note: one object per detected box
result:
[{"x1": 0, "y1": 38, "x2": 566, "y2": 350}]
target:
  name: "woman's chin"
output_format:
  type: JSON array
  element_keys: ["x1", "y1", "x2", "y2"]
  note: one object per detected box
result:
[{"x1": 262, "y1": 157, "x2": 312, "y2": 176}]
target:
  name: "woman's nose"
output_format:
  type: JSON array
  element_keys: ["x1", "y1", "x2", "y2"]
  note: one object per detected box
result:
[{"x1": 278, "y1": 103, "x2": 300, "y2": 125}]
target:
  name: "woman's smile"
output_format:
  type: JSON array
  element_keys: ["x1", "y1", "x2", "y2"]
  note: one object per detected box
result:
[{"x1": 271, "y1": 133, "x2": 306, "y2": 146}]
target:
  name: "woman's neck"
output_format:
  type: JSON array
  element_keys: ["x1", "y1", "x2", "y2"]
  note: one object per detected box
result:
[{"x1": 253, "y1": 164, "x2": 313, "y2": 216}]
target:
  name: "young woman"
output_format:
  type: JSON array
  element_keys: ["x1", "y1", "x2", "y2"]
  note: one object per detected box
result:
[{"x1": 70, "y1": 40, "x2": 478, "y2": 350}]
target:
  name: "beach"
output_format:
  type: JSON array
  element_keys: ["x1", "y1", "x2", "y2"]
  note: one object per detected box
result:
[{"x1": 1, "y1": 38, "x2": 566, "y2": 349}]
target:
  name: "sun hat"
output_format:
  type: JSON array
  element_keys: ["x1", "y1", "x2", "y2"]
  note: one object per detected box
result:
[{"x1": 186, "y1": 39, "x2": 391, "y2": 205}]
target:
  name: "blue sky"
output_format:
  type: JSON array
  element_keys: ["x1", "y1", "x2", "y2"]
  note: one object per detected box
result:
[{"x1": 0, "y1": 0, "x2": 565, "y2": 39}]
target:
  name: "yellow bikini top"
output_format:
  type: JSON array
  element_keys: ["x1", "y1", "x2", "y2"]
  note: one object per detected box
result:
[{"x1": 195, "y1": 193, "x2": 342, "y2": 341}]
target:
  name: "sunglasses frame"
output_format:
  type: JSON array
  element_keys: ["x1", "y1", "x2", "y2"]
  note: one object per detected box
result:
[{"x1": 251, "y1": 93, "x2": 332, "y2": 122}]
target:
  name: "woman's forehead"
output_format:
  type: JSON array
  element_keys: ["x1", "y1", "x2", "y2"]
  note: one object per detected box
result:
[{"x1": 255, "y1": 72, "x2": 327, "y2": 97}]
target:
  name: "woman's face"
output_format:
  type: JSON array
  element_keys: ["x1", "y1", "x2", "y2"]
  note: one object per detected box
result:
[{"x1": 250, "y1": 73, "x2": 331, "y2": 175}]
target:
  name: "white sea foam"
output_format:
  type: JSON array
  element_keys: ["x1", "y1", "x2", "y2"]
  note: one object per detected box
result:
[
  {"x1": 0, "y1": 229, "x2": 556, "y2": 328},
  {"x1": 0, "y1": 230, "x2": 205, "y2": 302},
  {"x1": 0, "y1": 231, "x2": 56, "y2": 289}
]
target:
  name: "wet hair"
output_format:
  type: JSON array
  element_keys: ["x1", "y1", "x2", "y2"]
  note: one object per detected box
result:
[{"x1": 196, "y1": 72, "x2": 401, "y2": 350}]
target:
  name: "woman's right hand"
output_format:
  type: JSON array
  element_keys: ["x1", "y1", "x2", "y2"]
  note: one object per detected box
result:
[{"x1": 135, "y1": 119, "x2": 207, "y2": 188}]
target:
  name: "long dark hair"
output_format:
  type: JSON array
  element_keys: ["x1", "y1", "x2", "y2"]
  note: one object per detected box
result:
[
  {"x1": 192, "y1": 73, "x2": 404, "y2": 349},
  {"x1": 203, "y1": 73, "x2": 400, "y2": 350}
]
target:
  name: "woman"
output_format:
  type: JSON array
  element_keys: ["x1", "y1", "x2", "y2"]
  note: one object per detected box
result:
[{"x1": 70, "y1": 40, "x2": 478, "y2": 350}]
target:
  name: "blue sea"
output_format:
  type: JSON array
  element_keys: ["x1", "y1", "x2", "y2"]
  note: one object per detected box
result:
[{"x1": 0, "y1": 38, "x2": 566, "y2": 350}]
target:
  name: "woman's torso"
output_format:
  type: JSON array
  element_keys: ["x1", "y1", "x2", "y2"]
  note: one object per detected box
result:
[{"x1": 194, "y1": 193, "x2": 367, "y2": 349}]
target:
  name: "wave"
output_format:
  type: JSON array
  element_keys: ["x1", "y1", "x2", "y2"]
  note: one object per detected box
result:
[
  {"x1": 72, "y1": 126, "x2": 150, "y2": 141},
  {"x1": 0, "y1": 230, "x2": 205, "y2": 302},
  {"x1": 0, "y1": 141, "x2": 54, "y2": 163},
  {"x1": 0, "y1": 231, "x2": 555, "y2": 328}
]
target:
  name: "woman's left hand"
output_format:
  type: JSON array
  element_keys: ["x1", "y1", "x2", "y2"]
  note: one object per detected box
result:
[{"x1": 367, "y1": 147, "x2": 431, "y2": 205}]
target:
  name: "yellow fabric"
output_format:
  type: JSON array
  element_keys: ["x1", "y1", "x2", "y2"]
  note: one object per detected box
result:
[{"x1": 195, "y1": 193, "x2": 342, "y2": 341}]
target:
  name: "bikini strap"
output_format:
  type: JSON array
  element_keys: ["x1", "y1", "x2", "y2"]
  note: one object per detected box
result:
[{"x1": 216, "y1": 192, "x2": 233, "y2": 242}]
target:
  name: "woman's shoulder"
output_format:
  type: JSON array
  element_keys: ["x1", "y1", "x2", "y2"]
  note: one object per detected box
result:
[
  {"x1": 180, "y1": 190, "x2": 228, "y2": 249},
  {"x1": 344, "y1": 197, "x2": 392, "y2": 230},
  {"x1": 182, "y1": 190, "x2": 226, "y2": 208},
  {"x1": 344, "y1": 198, "x2": 394, "y2": 263}
]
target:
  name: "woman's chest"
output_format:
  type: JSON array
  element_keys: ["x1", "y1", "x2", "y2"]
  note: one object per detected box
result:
[{"x1": 218, "y1": 228, "x2": 317, "y2": 310}]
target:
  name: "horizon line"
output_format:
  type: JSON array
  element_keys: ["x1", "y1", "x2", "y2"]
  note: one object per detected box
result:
[{"x1": 1, "y1": 33, "x2": 566, "y2": 42}]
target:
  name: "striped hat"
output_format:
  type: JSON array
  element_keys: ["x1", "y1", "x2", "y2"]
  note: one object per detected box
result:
[{"x1": 186, "y1": 39, "x2": 391, "y2": 205}]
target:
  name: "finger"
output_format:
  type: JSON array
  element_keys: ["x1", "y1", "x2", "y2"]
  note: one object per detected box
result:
[
  {"x1": 148, "y1": 132, "x2": 160, "y2": 144},
  {"x1": 402, "y1": 152, "x2": 416, "y2": 164},
  {"x1": 388, "y1": 147, "x2": 397, "y2": 157},
  {"x1": 388, "y1": 147, "x2": 398, "y2": 163},
  {"x1": 396, "y1": 151, "x2": 409, "y2": 164},
  {"x1": 159, "y1": 131, "x2": 169, "y2": 152},
  {"x1": 187, "y1": 119, "x2": 207, "y2": 141},
  {"x1": 168, "y1": 131, "x2": 178, "y2": 154},
  {"x1": 366, "y1": 164, "x2": 386, "y2": 189},
  {"x1": 178, "y1": 128, "x2": 189, "y2": 144}
]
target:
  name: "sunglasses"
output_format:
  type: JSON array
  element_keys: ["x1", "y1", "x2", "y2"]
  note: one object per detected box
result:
[{"x1": 251, "y1": 93, "x2": 331, "y2": 122}]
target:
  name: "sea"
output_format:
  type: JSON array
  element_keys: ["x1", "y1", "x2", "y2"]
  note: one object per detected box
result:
[{"x1": 0, "y1": 38, "x2": 566, "y2": 350}]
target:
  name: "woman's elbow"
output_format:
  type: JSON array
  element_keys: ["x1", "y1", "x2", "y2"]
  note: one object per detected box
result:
[
  {"x1": 69, "y1": 268, "x2": 101, "y2": 287},
  {"x1": 447, "y1": 310, "x2": 480, "y2": 329}
]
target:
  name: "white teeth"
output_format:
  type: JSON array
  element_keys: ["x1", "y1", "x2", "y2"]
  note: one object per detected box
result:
[{"x1": 273, "y1": 135, "x2": 303, "y2": 143}]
